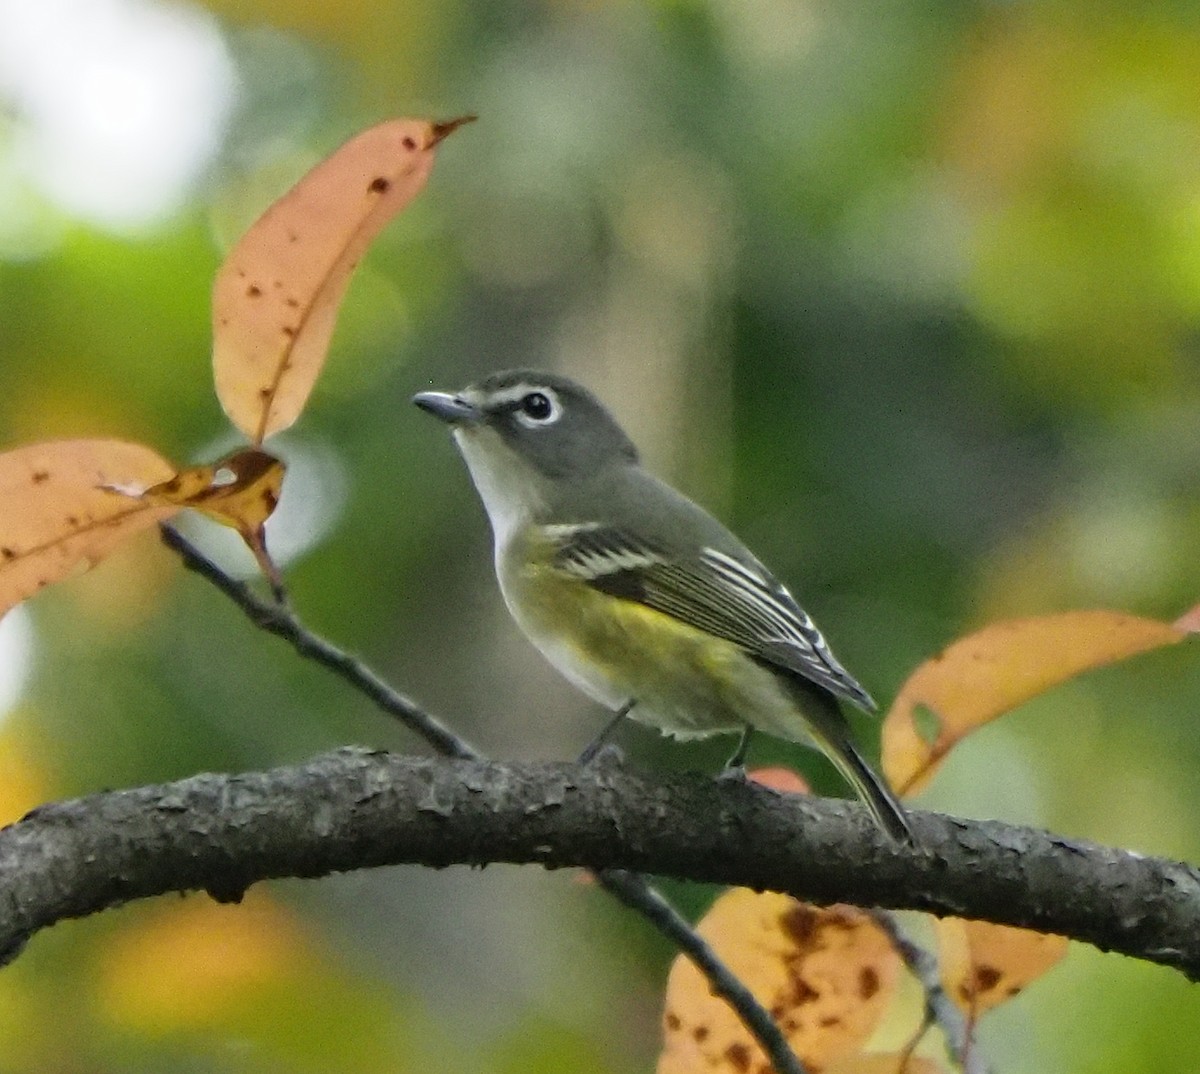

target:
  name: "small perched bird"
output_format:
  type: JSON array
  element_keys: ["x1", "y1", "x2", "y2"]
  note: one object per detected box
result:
[{"x1": 414, "y1": 370, "x2": 913, "y2": 843}]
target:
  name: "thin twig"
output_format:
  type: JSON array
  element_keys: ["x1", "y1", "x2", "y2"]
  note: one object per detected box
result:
[
  {"x1": 597, "y1": 868, "x2": 808, "y2": 1069},
  {"x1": 870, "y1": 911, "x2": 989, "y2": 1074},
  {"x1": 159, "y1": 524, "x2": 474, "y2": 760},
  {"x1": 159, "y1": 523, "x2": 808, "y2": 1074}
]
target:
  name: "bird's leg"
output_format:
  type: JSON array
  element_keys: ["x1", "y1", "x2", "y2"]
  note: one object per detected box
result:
[
  {"x1": 578, "y1": 699, "x2": 634, "y2": 766},
  {"x1": 720, "y1": 724, "x2": 755, "y2": 777}
]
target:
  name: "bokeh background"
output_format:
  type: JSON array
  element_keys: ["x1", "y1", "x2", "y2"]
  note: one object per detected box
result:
[{"x1": 3, "y1": 0, "x2": 1200, "y2": 1070}]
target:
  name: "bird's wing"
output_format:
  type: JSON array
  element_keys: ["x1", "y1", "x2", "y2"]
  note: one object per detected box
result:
[{"x1": 547, "y1": 523, "x2": 876, "y2": 710}]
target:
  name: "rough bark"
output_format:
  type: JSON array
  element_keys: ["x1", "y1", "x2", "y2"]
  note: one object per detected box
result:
[{"x1": 2, "y1": 747, "x2": 1197, "y2": 979}]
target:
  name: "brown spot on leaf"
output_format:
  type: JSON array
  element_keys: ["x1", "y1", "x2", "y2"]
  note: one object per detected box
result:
[
  {"x1": 819, "y1": 1015, "x2": 840, "y2": 1028},
  {"x1": 401, "y1": 135, "x2": 417, "y2": 150},
  {"x1": 780, "y1": 905, "x2": 819, "y2": 946},
  {"x1": 786, "y1": 974, "x2": 820, "y2": 1006},
  {"x1": 859, "y1": 966, "x2": 880, "y2": 1000},
  {"x1": 1, "y1": 547, "x2": 15, "y2": 560},
  {"x1": 972, "y1": 965, "x2": 1003, "y2": 995},
  {"x1": 692, "y1": 1025, "x2": 708, "y2": 1042},
  {"x1": 664, "y1": 1011, "x2": 680, "y2": 1030},
  {"x1": 281, "y1": 325, "x2": 296, "y2": 338},
  {"x1": 822, "y1": 909, "x2": 856, "y2": 931},
  {"x1": 246, "y1": 284, "x2": 262, "y2": 298},
  {"x1": 31, "y1": 470, "x2": 49, "y2": 484},
  {"x1": 285, "y1": 297, "x2": 299, "y2": 308},
  {"x1": 725, "y1": 1043, "x2": 752, "y2": 1072},
  {"x1": 368, "y1": 176, "x2": 390, "y2": 194}
]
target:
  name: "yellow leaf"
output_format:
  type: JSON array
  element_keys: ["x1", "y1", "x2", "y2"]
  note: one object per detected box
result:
[
  {"x1": 143, "y1": 448, "x2": 285, "y2": 531},
  {"x1": 143, "y1": 448, "x2": 286, "y2": 592},
  {"x1": 659, "y1": 892, "x2": 900, "y2": 1074},
  {"x1": 881, "y1": 611, "x2": 1189, "y2": 796},
  {"x1": 825, "y1": 1055, "x2": 945, "y2": 1074},
  {"x1": 0, "y1": 727, "x2": 54, "y2": 826},
  {"x1": 0, "y1": 439, "x2": 178, "y2": 618},
  {"x1": 936, "y1": 917, "x2": 1067, "y2": 1020},
  {"x1": 212, "y1": 116, "x2": 473, "y2": 444},
  {"x1": 94, "y1": 889, "x2": 312, "y2": 1033}
]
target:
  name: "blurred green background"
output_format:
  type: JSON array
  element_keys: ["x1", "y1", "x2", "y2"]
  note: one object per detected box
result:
[{"x1": 3, "y1": 0, "x2": 1200, "y2": 1069}]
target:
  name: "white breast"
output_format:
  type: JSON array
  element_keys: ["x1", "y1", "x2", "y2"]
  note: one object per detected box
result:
[{"x1": 452, "y1": 427, "x2": 544, "y2": 551}]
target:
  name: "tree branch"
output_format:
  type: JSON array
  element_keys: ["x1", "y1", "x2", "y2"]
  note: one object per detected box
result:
[{"x1": 3, "y1": 748, "x2": 1199, "y2": 981}]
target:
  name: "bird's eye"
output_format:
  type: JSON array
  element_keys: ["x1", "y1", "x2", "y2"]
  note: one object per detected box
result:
[
  {"x1": 522, "y1": 392, "x2": 552, "y2": 419},
  {"x1": 515, "y1": 390, "x2": 560, "y2": 426}
]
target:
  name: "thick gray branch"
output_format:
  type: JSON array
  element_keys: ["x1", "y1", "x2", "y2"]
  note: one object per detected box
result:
[{"x1": 2, "y1": 747, "x2": 1198, "y2": 979}]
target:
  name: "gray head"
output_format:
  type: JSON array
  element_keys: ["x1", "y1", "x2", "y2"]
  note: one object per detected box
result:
[
  {"x1": 412, "y1": 372, "x2": 643, "y2": 472},
  {"x1": 413, "y1": 370, "x2": 640, "y2": 536},
  {"x1": 414, "y1": 370, "x2": 638, "y2": 476}
]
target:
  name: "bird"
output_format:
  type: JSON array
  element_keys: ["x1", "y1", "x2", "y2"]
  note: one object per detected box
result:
[{"x1": 413, "y1": 369, "x2": 913, "y2": 843}]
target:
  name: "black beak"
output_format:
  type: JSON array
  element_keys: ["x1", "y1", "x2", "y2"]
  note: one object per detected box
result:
[{"x1": 412, "y1": 391, "x2": 482, "y2": 425}]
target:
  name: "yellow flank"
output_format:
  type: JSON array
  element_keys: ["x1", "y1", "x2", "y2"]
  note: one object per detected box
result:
[{"x1": 502, "y1": 536, "x2": 817, "y2": 744}]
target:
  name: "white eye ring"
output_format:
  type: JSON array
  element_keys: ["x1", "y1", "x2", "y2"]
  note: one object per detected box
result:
[{"x1": 514, "y1": 389, "x2": 562, "y2": 428}]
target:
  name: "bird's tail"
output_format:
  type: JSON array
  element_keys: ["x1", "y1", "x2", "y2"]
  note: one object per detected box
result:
[
  {"x1": 794, "y1": 684, "x2": 916, "y2": 845},
  {"x1": 819, "y1": 729, "x2": 915, "y2": 845}
]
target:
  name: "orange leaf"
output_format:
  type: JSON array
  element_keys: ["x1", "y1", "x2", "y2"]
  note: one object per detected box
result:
[
  {"x1": 659, "y1": 892, "x2": 900, "y2": 1074},
  {"x1": 882, "y1": 611, "x2": 1189, "y2": 796},
  {"x1": 212, "y1": 116, "x2": 473, "y2": 444},
  {"x1": 748, "y1": 767, "x2": 812, "y2": 795},
  {"x1": 0, "y1": 439, "x2": 178, "y2": 618},
  {"x1": 1173, "y1": 602, "x2": 1200, "y2": 633},
  {"x1": 935, "y1": 917, "x2": 1067, "y2": 1021},
  {"x1": 143, "y1": 448, "x2": 286, "y2": 593}
]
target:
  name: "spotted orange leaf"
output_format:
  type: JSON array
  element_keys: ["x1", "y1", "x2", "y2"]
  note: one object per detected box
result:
[
  {"x1": 936, "y1": 917, "x2": 1067, "y2": 1022},
  {"x1": 0, "y1": 439, "x2": 177, "y2": 618},
  {"x1": 882, "y1": 611, "x2": 1191, "y2": 796},
  {"x1": 213, "y1": 116, "x2": 473, "y2": 444},
  {"x1": 659, "y1": 892, "x2": 900, "y2": 1074}
]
